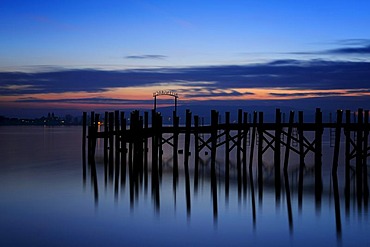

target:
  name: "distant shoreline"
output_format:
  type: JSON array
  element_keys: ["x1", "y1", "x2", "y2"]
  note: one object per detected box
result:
[{"x1": 0, "y1": 114, "x2": 82, "y2": 126}]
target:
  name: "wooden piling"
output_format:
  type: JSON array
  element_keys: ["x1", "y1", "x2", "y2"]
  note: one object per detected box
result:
[
  {"x1": 210, "y1": 110, "x2": 219, "y2": 223},
  {"x1": 275, "y1": 108, "x2": 281, "y2": 193},
  {"x1": 138, "y1": 115, "x2": 144, "y2": 183},
  {"x1": 151, "y1": 110, "x2": 158, "y2": 185},
  {"x1": 194, "y1": 115, "x2": 199, "y2": 182},
  {"x1": 108, "y1": 112, "x2": 114, "y2": 180},
  {"x1": 211, "y1": 110, "x2": 218, "y2": 183},
  {"x1": 144, "y1": 111, "x2": 149, "y2": 188},
  {"x1": 243, "y1": 112, "x2": 248, "y2": 188},
  {"x1": 225, "y1": 112, "x2": 230, "y2": 182},
  {"x1": 283, "y1": 111, "x2": 294, "y2": 172},
  {"x1": 298, "y1": 111, "x2": 304, "y2": 211},
  {"x1": 364, "y1": 110, "x2": 369, "y2": 196},
  {"x1": 258, "y1": 112, "x2": 264, "y2": 189},
  {"x1": 314, "y1": 108, "x2": 323, "y2": 197},
  {"x1": 82, "y1": 112, "x2": 87, "y2": 183},
  {"x1": 298, "y1": 111, "x2": 305, "y2": 168},
  {"x1": 356, "y1": 108, "x2": 363, "y2": 200},
  {"x1": 104, "y1": 112, "x2": 108, "y2": 184},
  {"x1": 120, "y1": 112, "x2": 126, "y2": 186},
  {"x1": 114, "y1": 110, "x2": 120, "y2": 193},
  {"x1": 131, "y1": 111, "x2": 138, "y2": 182},
  {"x1": 92, "y1": 113, "x2": 100, "y2": 158},
  {"x1": 249, "y1": 111, "x2": 257, "y2": 171},
  {"x1": 87, "y1": 111, "x2": 95, "y2": 163},
  {"x1": 158, "y1": 114, "x2": 163, "y2": 177},
  {"x1": 237, "y1": 109, "x2": 242, "y2": 185},
  {"x1": 344, "y1": 110, "x2": 351, "y2": 203},
  {"x1": 173, "y1": 111, "x2": 179, "y2": 178},
  {"x1": 332, "y1": 110, "x2": 343, "y2": 173},
  {"x1": 184, "y1": 110, "x2": 192, "y2": 176}
]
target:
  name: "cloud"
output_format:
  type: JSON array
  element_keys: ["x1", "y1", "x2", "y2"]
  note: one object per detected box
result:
[
  {"x1": 325, "y1": 45, "x2": 370, "y2": 54},
  {"x1": 335, "y1": 39, "x2": 370, "y2": 46},
  {"x1": 16, "y1": 97, "x2": 154, "y2": 105},
  {"x1": 179, "y1": 89, "x2": 250, "y2": 98},
  {"x1": 125, "y1": 55, "x2": 167, "y2": 60},
  {"x1": 289, "y1": 39, "x2": 370, "y2": 55},
  {"x1": 269, "y1": 91, "x2": 346, "y2": 97}
]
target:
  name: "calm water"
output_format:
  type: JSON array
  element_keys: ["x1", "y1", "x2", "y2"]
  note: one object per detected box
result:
[{"x1": 0, "y1": 126, "x2": 369, "y2": 246}]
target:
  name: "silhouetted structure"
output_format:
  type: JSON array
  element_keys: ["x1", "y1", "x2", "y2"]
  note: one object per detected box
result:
[{"x1": 83, "y1": 108, "x2": 370, "y2": 206}]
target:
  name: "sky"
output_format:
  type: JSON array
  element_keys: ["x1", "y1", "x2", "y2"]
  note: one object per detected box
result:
[{"x1": 0, "y1": 0, "x2": 370, "y2": 117}]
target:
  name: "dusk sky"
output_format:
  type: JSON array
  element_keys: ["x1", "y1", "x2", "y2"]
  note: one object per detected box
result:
[{"x1": 1, "y1": 0, "x2": 370, "y2": 117}]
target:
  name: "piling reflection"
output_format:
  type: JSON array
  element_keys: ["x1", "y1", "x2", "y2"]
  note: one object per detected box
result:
[
  {"x1": 85, "y1": 149, "x2": 370, "y2": 245},
  {"x1": 284, "y1": 171, "x2": 293, "y2": 233},
  {"x1": 332, "y1": 173, "x2": 342, "y2": 241}
]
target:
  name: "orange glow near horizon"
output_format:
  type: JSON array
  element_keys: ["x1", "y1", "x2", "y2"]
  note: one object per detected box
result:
[{"x1": 1, "y1": 85, "x2": 369, "y2": 111}]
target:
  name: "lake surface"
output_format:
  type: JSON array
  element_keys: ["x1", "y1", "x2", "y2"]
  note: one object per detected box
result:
[{"x1": 0, "y1": 126, "x2": 369, "y2": 246}]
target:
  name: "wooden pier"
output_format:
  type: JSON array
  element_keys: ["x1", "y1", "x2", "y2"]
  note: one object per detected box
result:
[{"x1": 83, "y1": 108, "x2": 370, "y2": 205}]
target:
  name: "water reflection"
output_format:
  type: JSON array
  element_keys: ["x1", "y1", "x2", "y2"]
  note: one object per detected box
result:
[{"x1": 85, "y1": 152, "x2": 369, "y2": 245}]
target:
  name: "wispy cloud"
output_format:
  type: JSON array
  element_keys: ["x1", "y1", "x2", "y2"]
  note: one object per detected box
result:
[
  {"x1": 325, "y1": 45, "x2": 370, "y2": 54},
  {"x1": 16, "y1": 97, "x2": 154, "y2": 105},
  {"x1": 289, "y1": 39, "x2": 370, "y2": 55},
  {"x1": 125, "y1": 55, "x2": 167, "y2": 60},
  {"x1": 335, "y1": 39, "x2": 370, "y2": 46},
  {"x1": 269, "y1": 91, "x2": 346, "y2": 97}
]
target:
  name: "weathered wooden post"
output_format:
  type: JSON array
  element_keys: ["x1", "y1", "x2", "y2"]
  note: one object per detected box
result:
[
  {"x1": 194, "y1": 115, "x2": 199, "y2": 183},
  {"x1": 332, "y1": 110, "x2": 343, "y2": 173},
  {"x1": 275, "y1": 108, "x2": 281, "y2": 195},
  {"x1": 298, "y1": 111, "x2": 304, "y2": 211},
  {"x1": 314, "y1": 108, "x2": 323, "y2": 198},
  {"x1": 151, "y1": 109, "x2": 158, "y2": 187},
  {"x1": 173, "y1": 111, "x2": 179, "y2": 178},
  {"x1": 114, "y1": 110, "x2": 120, "y2": 194},
  {"x1": 243, "y1": 112, "x2": 248, "y2": 189},
  {"x1": 144, "y1": 111, "x2": 149, "y2": 189},
  {"x1": 249, "y1": 111, "x2": 257, "y2": 172},
  {"x1": 210, "y1": 110, "x2": 219, "y2": 223},
  {"x1": 104, "y1": 112, "x2": 109, "y2": 184},
  {"x1": 298, "y1": 111, "x2": 305, "y2": 168},
  {"x1": 210, "y1": 110, "x2": 218, "y2": 189},
  {"x1": 237, "y1": 109, "x2": 242, "y2": 186},
  {"x1": 184, "y1": 109, "x2": 192, "y2": 176},
  {"x1": 156, "y1": 113, "x2": 162, "y2": 178},
  {"x1": 283, "y1": 111, "x2": 294, "y2": 172},
  {"x1": 129, "y1": 111, "x2": 136, "y2": 185},
  {"x1": 344, "y1": 109, "x2": 351, "y2": 211},
  {"x1": 92, "y1": 113, "x2": 100, "y2": 158},
  {"x1": 120, "y1": 112, "x2": 126, "y2": 186},
  {"x1": 138, "y1": 115, "x2": 144, "y2": 184},
  {"x1": 258, "y1": 111, "x2": 264, "y2": 190},
  {"x1": 356, "y1": 108, "x2": 363, "y2": 201},
  {"x1": 225, "y1": 112, "x2": 230, "y2": 181},
  {"x1": 364, "y1": 110, "x2": 369, "y2": 197},
  {"x1": 108, "y1": 112, "x2": 114, "y2": 180},
  {"x1": 82, "y1": 112, "x2": 87, "y2": 184},
  {"x1": 88, "y1": 111, "x2": 95, "y2": 163}
]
